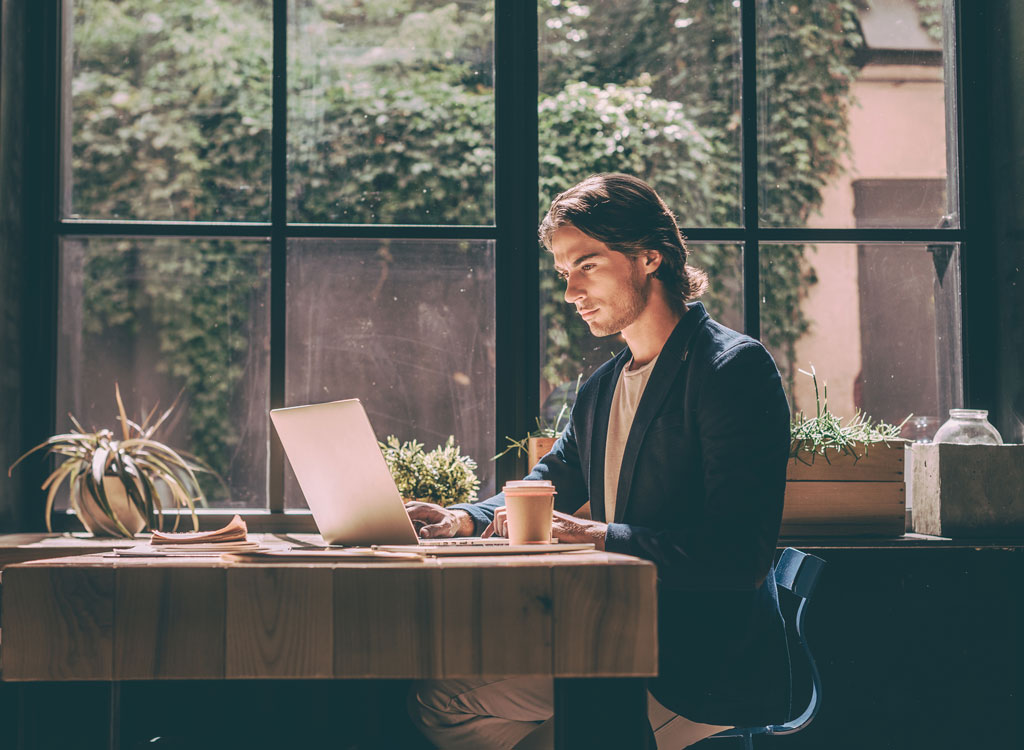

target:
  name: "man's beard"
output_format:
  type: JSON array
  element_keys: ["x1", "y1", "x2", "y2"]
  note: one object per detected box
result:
[{"x1": 586, "y1": 264, "x2": 650, "y2": 337}]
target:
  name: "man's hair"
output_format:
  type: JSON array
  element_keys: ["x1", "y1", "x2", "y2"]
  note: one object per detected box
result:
[{"x1": 539, "y1": 173, "x2": 708, "y2": 307}]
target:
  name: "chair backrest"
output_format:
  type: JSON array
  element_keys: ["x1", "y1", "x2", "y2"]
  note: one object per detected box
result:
[
  {"x1": 769, "y1": 547, "x2": 826, "y2": 736},
  {"x1": 668, "y1": 548, "x2": 827, "y2": 749}
]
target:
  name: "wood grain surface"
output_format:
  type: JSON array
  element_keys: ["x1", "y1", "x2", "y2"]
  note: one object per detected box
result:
[
  {"x1": 2, "y1": 552, "x2": 657, "y2": 682},
  {"x1": 552, "y1": 563, "x2": 658, "y2": 677},
  {"x1": 225, "y1": 566, "x2": 334, "y2": 678},
  {"x1": 334, "y1": 566, "x2": 443, "y2": 678},
  {"x1": 114, "y1": 566, "x2": 226, "y2": 679},
  {"x1": 2, "y1": 565, "x2": 114, "y2": 680},
  {"x1": 441, "y1": 565, "x2": 553, "y2": 677},
  {"x1": 782, "y1": 481, "x2": 906, "y2": 536}
]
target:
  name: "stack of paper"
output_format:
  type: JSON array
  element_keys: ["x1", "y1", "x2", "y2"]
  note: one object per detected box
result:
[
  {"x1": 114, "y1": 515, "x2": 263, "y2": 557},
  {"x1": 151, "y1": 514, "x2": 249, "y2": 545}
]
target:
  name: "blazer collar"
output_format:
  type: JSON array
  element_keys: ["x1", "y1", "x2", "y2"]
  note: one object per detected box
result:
[{"x1": 595, "y1": 302, "x2": 709, "y2": 523}]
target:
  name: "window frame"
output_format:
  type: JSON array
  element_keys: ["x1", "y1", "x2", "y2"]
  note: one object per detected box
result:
[{"x1": 18, "y1": 0, "x2": 977, "y2": 531}]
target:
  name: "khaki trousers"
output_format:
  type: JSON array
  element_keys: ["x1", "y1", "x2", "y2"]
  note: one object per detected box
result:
[{"x1": 408, "y1": 677, "x2": 731, "y2": 750}]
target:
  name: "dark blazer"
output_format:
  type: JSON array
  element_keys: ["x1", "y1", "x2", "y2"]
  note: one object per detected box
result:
[{"x1": 453, "y1": 302, "x2": 792, "y2": 726}]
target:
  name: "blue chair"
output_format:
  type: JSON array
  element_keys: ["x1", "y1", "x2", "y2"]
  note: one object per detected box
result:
[{"x1": 707, "y1": 547, "x2": 827, "y2": 749}]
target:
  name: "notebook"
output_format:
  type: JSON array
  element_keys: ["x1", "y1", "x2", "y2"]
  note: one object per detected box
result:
[{"x1": 270, "y1": 399, "x2": 593, "y2": 555}]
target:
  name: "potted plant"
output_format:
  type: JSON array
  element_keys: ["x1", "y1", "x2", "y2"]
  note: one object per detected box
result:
[
  {"x1": 784, "y1": 367, "x2": 910, "y2": 537},
  {"x1": 379, "y1": 435, "x2": 480, "y2": 507},
  {"x1": 495, "y1": 374, "x2": 581, "y2": 468},
  {"x1": 8, "y1": 385, "x2": 214, "y2": 537}
]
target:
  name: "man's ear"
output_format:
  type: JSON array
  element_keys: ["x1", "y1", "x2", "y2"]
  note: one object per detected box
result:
[{"x1": 643, "y1": 250, "x2": 663, "y2": 275}]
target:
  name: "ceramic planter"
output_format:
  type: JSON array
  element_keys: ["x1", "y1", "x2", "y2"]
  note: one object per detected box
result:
[{"x1": 72, "y1": 475, "x2": 147, "y2": 537}]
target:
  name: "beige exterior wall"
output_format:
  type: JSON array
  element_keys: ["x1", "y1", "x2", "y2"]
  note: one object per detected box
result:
[{"x1": 792, "y1": 64, "x2": 947, "y2": 419}]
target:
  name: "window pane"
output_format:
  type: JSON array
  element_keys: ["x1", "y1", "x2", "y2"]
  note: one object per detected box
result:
[
  {"x1": 760, "y1": 242, "x2": 962, "y2": 427},
  {"x1": 288, "y1": 1, "x2": 495, "y2": 224},
  {"x1": 539, "y1": 0, "x2": 742, "y2": 228},
  {"x1": 758, "y1": 0, "x2": 957, "y2": 229},
  {"x1": 539, "y1": 243, "x2": 742, "y2": 406},
  {"x1": 67, "y1": 1, "x2": 272, "y2": 221},
  {"x1": 57, "y1": 239, "x2": 270, "y2": 509},
  {"x1": 285, "y1": 239, "x2": 496, "y2": 508}
]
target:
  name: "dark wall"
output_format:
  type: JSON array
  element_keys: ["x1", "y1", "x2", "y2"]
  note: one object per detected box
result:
[{"x1": 718, "y1": 547, "x2": 1023, "y2": 750}]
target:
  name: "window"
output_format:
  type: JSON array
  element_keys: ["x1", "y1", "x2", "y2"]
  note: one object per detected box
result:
[
  {"x1": 34, "y1": 0, "x2": 965, "y2": 522},
  {"x1": 537, "y1": 0, "x2": 963, "y2": 435}
]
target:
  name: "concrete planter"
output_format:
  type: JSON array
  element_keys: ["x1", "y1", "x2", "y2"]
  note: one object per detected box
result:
[{"x1": 910, "y1": 443, "x2": 1024, "y2": 537}]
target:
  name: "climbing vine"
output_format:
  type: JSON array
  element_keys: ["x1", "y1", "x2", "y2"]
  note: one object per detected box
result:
[{"x1": 71, "y1": 0, "x2": 880, "y2": 499}]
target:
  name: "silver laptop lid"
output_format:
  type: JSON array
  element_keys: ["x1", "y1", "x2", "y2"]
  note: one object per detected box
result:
[{"x1": 270, "y1": 399, "x2": 419, "y2": 546}]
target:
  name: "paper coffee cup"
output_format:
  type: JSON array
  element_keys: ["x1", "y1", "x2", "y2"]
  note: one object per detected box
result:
[{"x1": 503, "y1": 480, "x2": 556, "y2": 544}]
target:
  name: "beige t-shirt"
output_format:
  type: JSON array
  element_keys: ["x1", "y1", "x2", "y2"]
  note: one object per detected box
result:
[{"x1": 604, "y1": 354, "x2": 660, "y2": 523}]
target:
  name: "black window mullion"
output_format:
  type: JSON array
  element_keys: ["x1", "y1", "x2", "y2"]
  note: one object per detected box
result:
[
  {"x1": 268, "y1": 0, "x2": 288, "y2": 513},
  {"x1": 494, "y1": 0, "x2": 539, "y2": 485},
  {"x1": 14, "y1": 1, "x2": 63, "y2": 530},
  {"x1": 740, "y1": 0, "x2": 760, "y2": 341}
]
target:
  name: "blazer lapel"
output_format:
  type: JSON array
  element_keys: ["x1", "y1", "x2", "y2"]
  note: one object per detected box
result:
[
  {"x1": 612, "y1": 303, "x2": 709, "y2": 523},
  {"x1": 587, "y1": 351, "x2": 630, "y2": 523}
]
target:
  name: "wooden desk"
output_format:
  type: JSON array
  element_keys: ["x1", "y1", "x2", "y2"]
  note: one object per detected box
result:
[{"x1": 1, "y1": 550, "x2": 657, "y2": 748}]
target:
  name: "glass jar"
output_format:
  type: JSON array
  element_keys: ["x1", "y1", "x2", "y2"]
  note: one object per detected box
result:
[{"x1": 931, "y1": 409, "x2": 1003, "y2": 445}]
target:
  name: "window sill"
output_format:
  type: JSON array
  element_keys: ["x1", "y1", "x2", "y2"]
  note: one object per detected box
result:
[{"x1": 47, "y1": 508, "x2": 320, "y2": 534}]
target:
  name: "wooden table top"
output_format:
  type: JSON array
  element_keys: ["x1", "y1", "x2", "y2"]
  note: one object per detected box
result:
[{"x1": 0, "y1": 549, "x2": 657, "y2": 683}]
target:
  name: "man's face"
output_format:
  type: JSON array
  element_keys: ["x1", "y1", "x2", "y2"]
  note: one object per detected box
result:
[{"x1": 551, "y1": 225, "x2": 652, "y2": 338}]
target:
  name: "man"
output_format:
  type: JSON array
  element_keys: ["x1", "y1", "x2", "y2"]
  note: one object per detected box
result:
[{"x1": 406, "y1": 173, "x2": 792, "y2": 749}]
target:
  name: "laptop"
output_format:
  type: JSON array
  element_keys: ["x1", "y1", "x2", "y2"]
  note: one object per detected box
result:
[{"x1": 269, "y1": 399, "x2": 593, "y2": 555}]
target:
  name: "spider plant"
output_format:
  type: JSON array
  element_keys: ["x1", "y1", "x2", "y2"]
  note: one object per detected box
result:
[
  {"x1": 790, "y1": 365, "x2": 911, "y2": 465},
  {"x1": 8, "y1": 384, "x2": 216, "y2": 537}
]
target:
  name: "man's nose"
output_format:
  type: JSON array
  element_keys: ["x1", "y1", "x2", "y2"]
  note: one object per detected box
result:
[{"x1": 564, "y1": 274, "x2": 583, "y2": 304}]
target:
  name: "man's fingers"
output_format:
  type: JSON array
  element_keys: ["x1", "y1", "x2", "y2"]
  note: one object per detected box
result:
[
  {"x1": 481, "y1": 522, "x2": 494, "y2": 538},
  {"x1": 406, "y1": 504, "x2": 441, "y2": 522},
  {"x1": 493, "y1": 508, "x2": 507, "y2": 537}
]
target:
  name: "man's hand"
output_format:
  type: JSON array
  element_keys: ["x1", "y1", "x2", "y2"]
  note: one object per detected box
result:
[
  {"x1": 482, "y1": 509, "x2": 607, "y2": 550},
  {"x1": 405, "y1": 501, "x2": 475, "y2": 538}
]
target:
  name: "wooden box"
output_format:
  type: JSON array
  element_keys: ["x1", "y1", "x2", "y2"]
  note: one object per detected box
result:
[
  {"x1": 781, "y1": 441, "x2": 907, "y2": 537},
  {"x1": 911, "y1": 443, "x2": 1024, "y2": 537},
  {"x1": 527, "y1": 436, "x2": 558, "y2": 469}
]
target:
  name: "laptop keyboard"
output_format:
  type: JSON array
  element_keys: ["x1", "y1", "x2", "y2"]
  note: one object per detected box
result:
[{"x1": 418, "y1": 537, "x2": 511, "y2": 546}]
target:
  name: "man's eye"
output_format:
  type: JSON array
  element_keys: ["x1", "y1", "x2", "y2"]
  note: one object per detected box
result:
[
  {"x1": 555, "y1": 272, "x2": 568, "y2": 282},
  {"x1": 581, "y1": 264, "x2": 596, "y2": 272}
]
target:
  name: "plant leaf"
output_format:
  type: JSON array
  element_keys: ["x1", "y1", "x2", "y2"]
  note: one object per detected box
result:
[
  {"x1": 84, "y1": 471, "x2": 134, "y2": 538},
  {"x1": 91, "y1": 445, "x2": 111, "y2": 488},
  {"x1": 43, "y1": 462, "x2": 78, "y2": 533},
  {"x1": 8, "y1": 433, "x2": 96, "y2": 477},
  {"x1": 145, "y1": 388, "x2": 185, "y2": 438},
  {"x1": 140, "y1": 399, "x2": 160, "y2": 433},
  {"x1": 119, "y1": 438, "x2": 205, "y2": 501},
  {"x1": 114, "y1": 382, "x2": 131, "y2": 442},
  {"x1": 112, "y1": 455, "x2": 149, "y2": 529}
]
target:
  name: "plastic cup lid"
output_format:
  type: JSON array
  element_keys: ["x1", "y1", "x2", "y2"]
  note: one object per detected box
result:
[{"x1": 502, "y1": 479, "x2": 556, "y2": 495}]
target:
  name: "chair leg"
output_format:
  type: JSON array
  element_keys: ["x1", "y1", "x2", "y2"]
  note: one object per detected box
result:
[{"x1": 741, "y1": 732, "x2": 754, "y2": 750}]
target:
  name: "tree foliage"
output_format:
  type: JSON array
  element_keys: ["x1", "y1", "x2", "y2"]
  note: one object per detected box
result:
[{"x1": 71, "y1": 0, "x2": 871, "y2": 501}]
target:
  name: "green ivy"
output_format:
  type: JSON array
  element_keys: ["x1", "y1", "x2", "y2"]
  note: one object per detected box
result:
[{"x1": 70, "y1": 0, "x2": 890, "y2": 496}]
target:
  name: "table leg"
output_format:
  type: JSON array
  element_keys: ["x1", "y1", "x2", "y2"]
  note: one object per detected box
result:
[
  {"x1": 553, "y1": 678, "x2": 651, "y2": 750},
  {"x1": 108, "y1": 682, "x2": 120, "y2": 750}
]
